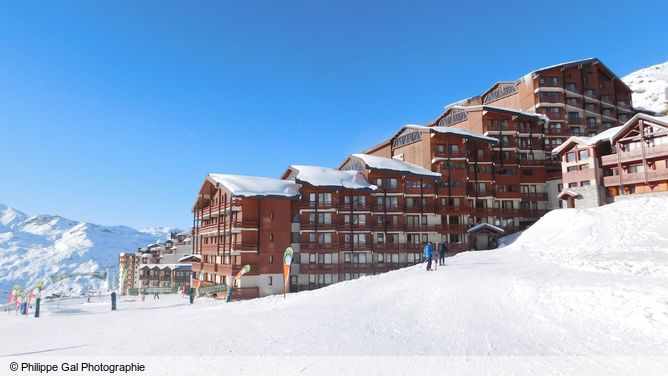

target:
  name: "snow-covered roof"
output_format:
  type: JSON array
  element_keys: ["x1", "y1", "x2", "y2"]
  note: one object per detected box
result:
[
  {"x1": 530, "y1": 57, "x2": 597, "y2": 75},
  {"x1": 610, "y1": 113, "x2": 668, "y2": 144},
  {"x1": 208, "y1": 174, "x2": 301, "y2": 198},
  {"x1": 288, "y1": 165, "x2": 377, "y2": 190},
  {"x1": 178, "y1": 254, "x2": 201, "y2": 262},
  {"x1": 482, "y1": 105, "x2": 551, "y2": 124},
  {"x1": 397, "y1": 124, "x2": 498, "y2": 144},
  {"x1": 138, "y1": 263, "x2": 192, "y2": 270},
  {"x1": 557, "y1": 189, "x2": 580, "y2": 199},
  {"x1": 350, "y1": 154, "x2": 441, "y2": 179},
  {"x1": 552, "y1": 126, "x2": 624, "y2": 155},
  {"x1": 467, "y1": 223, "x2": 505, "y2": 234}
]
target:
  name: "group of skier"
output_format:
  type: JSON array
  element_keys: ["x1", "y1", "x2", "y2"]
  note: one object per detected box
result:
[{"x1": 423, "y1": 241, "x2": 447, "y2": 271}]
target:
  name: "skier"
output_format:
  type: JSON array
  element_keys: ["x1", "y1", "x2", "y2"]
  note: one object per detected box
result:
[
  {"x1": 424, "y1": 241, "x2": 434, "y2": 271},
  {"x1": 433, "y1": 246, "x2": 439, "y2": 271},
  {"x1": 153, "y1": 291, "x2": 160, "y2": 300},
  {"x1": 439, "y1": 242, "x2": 447, "y2": 266}
]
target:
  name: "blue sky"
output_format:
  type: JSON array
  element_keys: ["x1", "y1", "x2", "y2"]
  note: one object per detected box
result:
[{"x1": 1, "y1": 0, "x2": 667, "y2": 230}]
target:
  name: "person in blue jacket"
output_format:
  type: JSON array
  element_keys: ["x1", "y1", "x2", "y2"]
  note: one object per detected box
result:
[{"x1": 424, "y1": 241, "x2": 434, "y2": 271}]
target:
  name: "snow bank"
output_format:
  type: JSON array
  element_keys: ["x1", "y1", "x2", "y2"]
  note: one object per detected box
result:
[{"x1": 503, "y1": 197, "x2": 668, "y2": 277}]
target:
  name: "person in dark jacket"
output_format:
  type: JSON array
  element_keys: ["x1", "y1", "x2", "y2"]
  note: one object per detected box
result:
[
  {"x1": 424, "y1": 241, "x2": 434, "y2": 271},
  {"x1": 439, "y1": 242, "x2": 447, "y2": 266}
]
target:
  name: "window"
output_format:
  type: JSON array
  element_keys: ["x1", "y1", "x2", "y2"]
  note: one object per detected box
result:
[
  {"x1": 318, "y1": 233, "x2": 332, "y2": 244},
  {"x1": 309, "y1": 274, "x2": 316, "y2": 284},
  {"x1": 566, "y1": 152, "x2": 576, "y2": 162},
  {"x1": 344, "y1": 253, "x2": 351, "y2": 263},
  {"x1": 268, "y1": 276, "x2": 273, "y2": 285},
  {"x1": 567, "y1": 166, "x2": 578, "y2": 172},
  {"x1": 568, "y1": 182, "x2": 578, "y2": 188},
  {"x1": 377, "y1": 253, "x2": 384, "y2": 263},
  {"x1": 578, "y1": 149, "x2": 589, "y2": 159},
  {"x1": 448, "y1": 144, "x2": 460, "y2": 154},
  {"x1": 269, "y1": 211, "x2": 274, "y2": 220},
  {"x1": 309, "y1": 253, "x2": 316, "y2": 264},
  {"x1": 568, "y1": 112, "x2": 580, "y2": 122},
  {"x1": 269, "y1": 233, "x2": 274, "y2": 241},
  {"x1": 319, "y1": 212, "x2": 332, "y2": 224},
  {"x1": 292, "y1": 232, "x2": 299, "y2": 243},
  {"x1": 581, "y1": 180, "x2": 591, "y2": 186},
  {"x1": 438, "y1": 144, "x2": 445, "y2": 152},
  {"x1": 318, "y1": 193, "x2": 332, "y2": 204}
]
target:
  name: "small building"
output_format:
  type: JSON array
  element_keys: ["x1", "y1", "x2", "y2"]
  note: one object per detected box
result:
[{"x1": 552, "y1": 126, "x2": 624, "y2": 208}]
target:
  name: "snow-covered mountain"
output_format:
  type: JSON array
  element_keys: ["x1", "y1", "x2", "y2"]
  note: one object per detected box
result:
[
  {"x1": 0, "y1": 204, "x2": 179, "y2": 296},
  {"x1": 623, "y1": 60, "x2": 668, "y2": 114}
]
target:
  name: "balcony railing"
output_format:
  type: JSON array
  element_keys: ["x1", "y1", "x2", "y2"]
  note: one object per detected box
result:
[
  {"x1": 603, "y1": 170, "x2": 668, "y2": 186},
  {"x1": 300, "y1": 201, "x2": 337, "y2": 209},
  {"x1": 546, "y1": 127, "x2": 569, "y2": 136},
  {"x1": 431, "y1": 151, "x2": 467, "y2": 159},
  {"x1": 300, "y1": 242, "x2": 339, "y2": 251},
  {"x1": 521, "y1": 192, "x2": 549, "y2": 201},
  {"x1": 601, "y1": 145, "x2": 668, "y2": 166}
]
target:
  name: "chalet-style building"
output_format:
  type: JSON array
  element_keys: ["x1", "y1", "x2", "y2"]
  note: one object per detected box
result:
[
  {"x1": 553, "y1": 114, "x2": 668, "y2": 207},
  {"x1": 188, "y1": 57, "x2": 643, "y2": 299},
  {"x1": 191, "y1": 174, "x2": 301, "y2": 299}
]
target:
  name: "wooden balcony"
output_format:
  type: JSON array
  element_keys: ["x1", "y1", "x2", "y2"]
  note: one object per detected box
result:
[
  {"x1": 601, "y1": 145, "x2": 668, "y2": 166},
  {"x1": 521, "y1": 192, "x2": 549, "y2": 201},
  {"x1": 404, "y1": 205, "x2": 437, "y2": 213},
  {"x1": 231, "y1": 243, "x2": 257, "y2": 252},
  {"x1": 339, "y1": 203, "x2": 371, "y2": 211},
  {"x1": 546, "y1": 127, "x2": 570, "y2": 135},
  {"x1": 404, "y1": 186, "x2": 436, "y2": 195},
  {"x1": 432, "y1": 151, "x2": 467, "y2": 159},
  {"x1": 371, "y1": 204, "x2": 404, "y2": 212},
  {"x1": 603, "y1": 170, "x2": 668, "y2": 186},
  {"x1": 300, "y1": 222, "x2": 337, "y2": 231},
  {"x1": 373, "y1": 243, "x2": 424, "y2": 252},
  {"x1": 300, "y1": 201, "x2": 337, "y2": 210},
  {"x1": 441, "y1": 224, "x2": 467, "y2": 233},
  {"x1": 370, "y1": 223, "x2": 405, "y2": 232},
  {"x1": 404, "y1": 223, "x2": 440, "y2": 232},
  {"x1": 300, "y1": 242, "x2": 339, "y2": 251}
]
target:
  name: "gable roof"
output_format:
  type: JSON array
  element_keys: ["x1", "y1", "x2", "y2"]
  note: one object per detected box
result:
[
  {"x1": 286, "y1": 165, "x2": 377, "y2": 190},
  {"x1": 206, "y1": 174, "x2": 301, "y2": 198},
  {"x1": 552, "y1": 126, "x2": 625, "y2": 155},
  {"x1": 466, "y1": 223, "x2": 505, "y2": 234},
  {"x1": 350, "y1": 153, "x2": 441, "y2": 179},
  {"x1": 610, "y1": 113, "x2": 668, "y2": 144},
  {"x1": 392, "y1": 124, "x2": 498, "y2": 144}
]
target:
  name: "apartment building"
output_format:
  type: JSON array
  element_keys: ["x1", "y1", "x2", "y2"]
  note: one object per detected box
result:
[
  {"x1": 191, "y1": 174, "x2": 301, "y2": 299},
  {"x1": 553, "y1": 113, "x2": 668, "y2": 207}
]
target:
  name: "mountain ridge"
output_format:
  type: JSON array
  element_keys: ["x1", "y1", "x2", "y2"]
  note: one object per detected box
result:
[{"x1": 0, "y1": 203, "x2": 180, "y2": 295}]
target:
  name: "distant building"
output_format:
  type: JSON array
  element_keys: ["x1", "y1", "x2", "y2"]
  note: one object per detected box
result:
[{"x1": 117, "y1": 232, "x2": 193, "y2": 294}]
